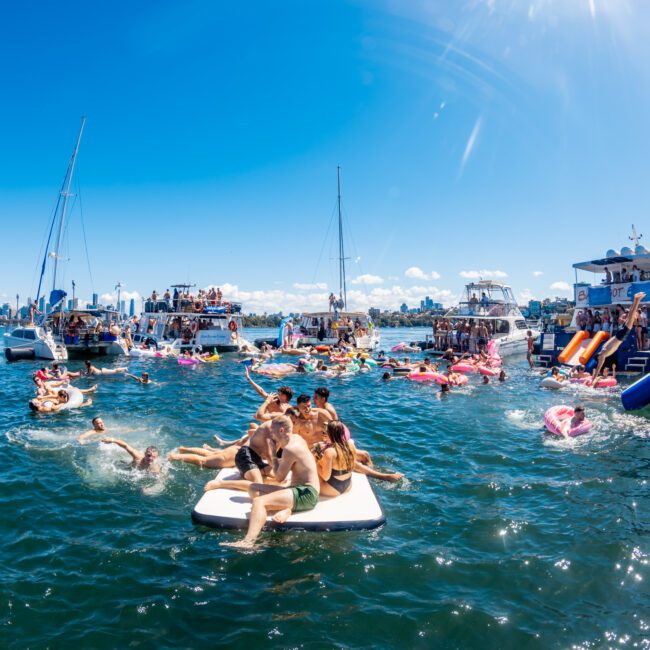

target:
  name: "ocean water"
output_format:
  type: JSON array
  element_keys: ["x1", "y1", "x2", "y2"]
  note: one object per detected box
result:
[{"x1": 0, "y1": 326, "x2": 648, "y2": 649}]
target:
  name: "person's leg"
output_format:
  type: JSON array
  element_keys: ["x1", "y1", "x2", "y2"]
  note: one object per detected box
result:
[
  {"x1": 204, "y1": 478, "x2": 253, "y2": 492},
  {"x1": 222, "y1": 487, "x2": 295, "y2": 548},
  {"x1": 168, "y1": 452, "x2": 211, "y2": 466},
  {"x1": 625, "y1": 292, "x2": 645, "y2": 329},
  {"x1": 179, "y1": 446, "x2": 212, "y2": 455},
  {"x1": 354, "y1": 460, "x2": 403, "y2": 482}
]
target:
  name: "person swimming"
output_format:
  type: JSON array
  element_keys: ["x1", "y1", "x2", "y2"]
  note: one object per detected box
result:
[{"x1": 102, "y1": 437, "x2": 160, "y2": 472}]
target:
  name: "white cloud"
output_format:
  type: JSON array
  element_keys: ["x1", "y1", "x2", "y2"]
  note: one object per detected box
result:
[
  {"x1": 518, "y1": 289, "x2": 537, "y2": 303},
  {"x1": 459, "y1": 269, "x2": 508, "y2": 279},
  {"x1": 405, "y1": 267, "x2": 442, "y2": 280},
  {"x1": 202, "y1": 282, "x2": 457, "y2": 314},
  {"x1": 292, "y1": 282, "x2": 328, "y2": 291},
  {"x1": 350, "y1": 274, "x2": 384, "y2": 285},
  {"x1": 550, "y1": 281, "x2": 572, "y2": 293},
  {"x1": 100, "y1": 290, "x2": 141, "y2": 306},
  {"x1": 532, "y1": 271, "x2": 544, "y2": 277}
]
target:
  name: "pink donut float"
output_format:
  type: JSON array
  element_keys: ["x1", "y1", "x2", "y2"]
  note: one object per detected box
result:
[
  {"x1": 451, "y1": 362, "x2": 475, "y2": 373},
  {"x1": 407, "y1": 371, "x2": 439, "y2": 382},
  {"x1": 478, "y1": 366, "x2": 499, "y2": 377},
  {"x1": 447, "y1": 374, "x2": 468, "y2": 386},
  {"x1": 544, "y1": 405, "x2": 592, "y2": 437},
  {"x1": 178, "y1": 358, "x2": 199, "y2": 365}
]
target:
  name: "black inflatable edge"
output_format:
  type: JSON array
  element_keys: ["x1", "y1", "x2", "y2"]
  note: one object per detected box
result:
[{"x1": 191, "y1": 509, "x2": 386, "y2": 532}]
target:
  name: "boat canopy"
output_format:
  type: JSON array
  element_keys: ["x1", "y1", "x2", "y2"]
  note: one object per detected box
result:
[
  {"x1": 444, "y1": 281, "x2": 522, "y2": 319},
  {"x1": 572, "y1": 255, "x2": 647, "y2": 273}
]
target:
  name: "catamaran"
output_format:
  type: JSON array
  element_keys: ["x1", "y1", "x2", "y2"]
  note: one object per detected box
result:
[{"x1": 277, "y1": 168, "x2": 380, "y2": 351}]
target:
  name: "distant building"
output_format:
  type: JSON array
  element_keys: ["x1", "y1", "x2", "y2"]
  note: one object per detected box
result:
[
  {"x1": 92, "y1": 293, "x2": 98, "y2": 308},
  {"x1": 369, "y1": 308, "x2": 380, "y2": 320},
  {"x1": 119, "y1": 300, "x2": 126, "y2": 316},
  {"x1": 38, "y1": 297, "x2": 45, "y2": 313},
  {"x1": 528, "y1": 300, "x2": 542, "y2": 318},
  {"x1": 67, "y1": 299, "x2": 73, "y2": 311},
  {"x1": 400, "y1": 303, "x2": 408, "y2": 314},
  {"x1": 129, "y1": 298, "x2": 135, "y2": 317}
]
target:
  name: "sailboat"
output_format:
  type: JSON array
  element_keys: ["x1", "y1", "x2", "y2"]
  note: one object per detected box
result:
[{"x1": 279, "y1": 167, "x2": 381, "y2": 351}]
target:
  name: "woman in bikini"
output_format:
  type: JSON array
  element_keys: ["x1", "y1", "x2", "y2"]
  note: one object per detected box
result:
[{"x1": 313, "y1": 421, "x2": 355, "y2": 497}]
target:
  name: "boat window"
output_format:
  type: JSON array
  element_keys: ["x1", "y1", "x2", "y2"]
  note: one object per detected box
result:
[
  {"x1": 12, "y1": 330, "x2": 24, "y2": 338},
  {"x1": 23, "y1": 330, "x2": 37, "y2": 340},
  {"x1": 515, "y1": 320, "x2": 528, "y2": 330}
]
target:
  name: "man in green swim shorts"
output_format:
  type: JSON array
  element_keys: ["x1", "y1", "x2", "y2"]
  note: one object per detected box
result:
[{"x1": 221, "y1": 415, "x2": 320, "y2": 549}]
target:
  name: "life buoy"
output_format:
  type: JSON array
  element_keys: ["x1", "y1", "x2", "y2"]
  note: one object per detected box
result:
[
  {"x1": 228, "y1": 320, "x2": 238, "y2": 333},
  {"x1": 193, "y1": 301, "x2": 204, "y2": 313}
]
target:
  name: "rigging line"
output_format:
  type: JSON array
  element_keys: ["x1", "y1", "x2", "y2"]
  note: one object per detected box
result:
[
  {"x1": 35, "y1": 191, "x2": 65, "y2": 303},
  {"x1": 310, "y1": 197, "x2": 338, "y2": 288},
  {"x1": 341, "y1": 204, "x2": 365, "y2": 278},
  {"x1": 76, "y1": 179, "x2": 95, "y2": 294}
]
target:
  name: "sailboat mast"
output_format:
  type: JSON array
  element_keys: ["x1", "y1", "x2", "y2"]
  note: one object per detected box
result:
[
  {"x1": 52, "y1": 116, "x2": 86, "y2": 291},
  {"x1": 337, "y1": 165, "x2": 347, "y2": 310}
]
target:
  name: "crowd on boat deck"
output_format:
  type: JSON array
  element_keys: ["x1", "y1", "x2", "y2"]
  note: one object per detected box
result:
[
  {"x1": 601, "y1": 265, "x2": 647, "y2": 284},
  {"x1": 146, "y1": 286, "x2": 240, "y2": 313},
  {"x1": 429, "y1": 318, "x2": 500, "y2": 352},
  {"x1": 575, "y1": 304, "x2": 649, "y2": 350}
]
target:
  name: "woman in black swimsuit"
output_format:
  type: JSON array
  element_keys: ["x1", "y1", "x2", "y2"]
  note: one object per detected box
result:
[{"x1": 314, "y1": 421, "x2": 355, "y2": 497}]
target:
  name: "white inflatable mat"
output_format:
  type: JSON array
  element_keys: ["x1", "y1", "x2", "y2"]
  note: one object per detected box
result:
[{"x1": 192, "y1": 469, "x2": 386, "y2": 532}]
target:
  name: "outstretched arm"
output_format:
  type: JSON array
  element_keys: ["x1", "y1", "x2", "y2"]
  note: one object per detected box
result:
[
  {"x1": 254, "y1": 394, "x2": 277, "y2": 422},
  {"x1": 124, "y1": 373, "x2": 141, "y2": 383},
  {"x1": 245, "y1": 366, "x2": 268, "y2": 398},
  {"x1": 102, "y1": 437, "x2": 142, "y2": 462}
]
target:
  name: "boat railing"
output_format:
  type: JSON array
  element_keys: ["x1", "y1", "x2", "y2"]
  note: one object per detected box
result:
[
  {"x1": 144, "y1": 299, "x2": 242, "y2": 315},
  {"x1": 446, "y1": 301, "x2": 520, "y2": 318}
]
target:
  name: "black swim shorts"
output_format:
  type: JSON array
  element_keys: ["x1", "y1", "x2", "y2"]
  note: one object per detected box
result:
[
  {"x1": 615, "y1": 325, "x2": 631, "y2": 342},
  {"x1": 235, "y1": 445, "x2": 268, "y2": 476}
]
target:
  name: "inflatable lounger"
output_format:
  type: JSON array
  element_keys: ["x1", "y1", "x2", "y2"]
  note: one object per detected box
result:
[{"x1": 192, "y1": 469, "x2": 386, "y2": 532}]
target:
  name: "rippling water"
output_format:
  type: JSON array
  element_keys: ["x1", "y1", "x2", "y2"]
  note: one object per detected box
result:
[{"x1": 1, "y1": 326, "x2": 648, "y2": 648}]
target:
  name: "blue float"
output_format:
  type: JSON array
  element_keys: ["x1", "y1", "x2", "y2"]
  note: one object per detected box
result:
[{"x1": 621, "y1": 372, "x2": 650, "y2": 411}]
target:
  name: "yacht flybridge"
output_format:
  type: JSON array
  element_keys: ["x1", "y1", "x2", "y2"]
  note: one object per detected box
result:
[{"x1": 424, "y1": 280, "x2": 536, "y2": 357}]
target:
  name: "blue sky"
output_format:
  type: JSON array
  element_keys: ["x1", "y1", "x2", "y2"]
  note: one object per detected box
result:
[{"x1": 2, "y1": 0, "x2": 650, "y2": 313}]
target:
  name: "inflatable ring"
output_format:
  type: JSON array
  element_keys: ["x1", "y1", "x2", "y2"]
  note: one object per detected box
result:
[
  {"x1": 228, "y1": 320, "x2": 238, "y2": 332},
  {"x1": 193, "y1": 301, "x2": 204, "y2": 313},
  {"x1": 189, "y1": 321, "x2": 198, "y2": 334}
]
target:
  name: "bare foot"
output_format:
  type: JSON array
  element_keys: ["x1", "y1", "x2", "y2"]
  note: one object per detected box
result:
[
  {"x1": 635, "y1": 292, "x2": 646, "y2": 301},
  {"x1": 272, "y1": 507, "x2": 292, "y2": 524},
  {"x1": 168, "y1": 452, "x2": 181, "y2": 461},
  {"x1": 204, "y1": 479, "x2": 223, "y2": 491},
  {"x1": 178, "y1": 446, "x2": 190, "y2": 452},
  {"x1": 87, "y1": 385, "x2": 98, "y2": 393},
  {"x1": 220, "y1": 538, "x2": 255, "y2": 549},
  {"x1": 385, "y1": 473, "x2": 404, "y2": 483},
  {"x1": 202, "y1": 444, "x2": 218, "y2": 451}
]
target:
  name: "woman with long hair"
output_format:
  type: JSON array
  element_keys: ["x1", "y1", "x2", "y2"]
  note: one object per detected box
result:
[{"x1": 314, "y1": 421, "x2": 355, "y2": 497}]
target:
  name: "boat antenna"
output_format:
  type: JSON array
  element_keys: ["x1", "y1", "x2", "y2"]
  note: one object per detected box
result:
[
  {"x1": 630, "y1": 224, "x2": 643, "y2": 248},
  {"x1": 337, "y1": 165, "x2": 348, "y2": 310},
  {"x1": 52, "y1": 116, "x2": 86, "y2": 291}
]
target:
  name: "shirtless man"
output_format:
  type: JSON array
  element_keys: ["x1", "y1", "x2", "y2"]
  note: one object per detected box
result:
[
  {"x1": 221, "y1": 415, "x2": 320, "y2": 549},
  {"x1": 292, "y1": 394, "x2": 332, "y2": 446},
  {"x1": 526, "y1": 330, "x2": 535, "y2": 369},
  {"x1": 560, "y1": 405, "x2": 586, "y2": 439},
  {"x1": 594, "y1": 292, "x2": 645, "y2": 377},
  {"x1": 203, "y1": 420, "x2": 276, "y2": 492},
  {"x1": 83, "y1": 360, "x2": 128, "y2": 376},
  {"x1": 244, "y1": 366, "x2": 293, "y2": 404},
  {"x1": 102, "y1": 437, "x2": 160, "y2": 472},
  {"x1": 126, "y1": 372, "x2": 153, "y2": 385},
  {"x1": 78, "y1": 416, "x2": 108, "y2": 444}
]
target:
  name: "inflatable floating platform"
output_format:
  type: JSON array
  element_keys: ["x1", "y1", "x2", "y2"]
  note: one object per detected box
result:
[{"x1": 192, "y1": 468, "x2": 386, "y2": 532}]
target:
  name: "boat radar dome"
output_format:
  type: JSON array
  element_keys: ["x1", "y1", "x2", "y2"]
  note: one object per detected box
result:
[
  {"x1": 620, "y1": 246, "x2": 633, "y2": 256},
  {"x1": 606, "y1": 249, "x2": 620, "y2": 257},
  {"x1": 636, "y1": 245, "x2": 649, "y2": 255}
]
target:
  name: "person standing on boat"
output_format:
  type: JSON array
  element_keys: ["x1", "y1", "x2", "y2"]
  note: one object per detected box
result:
[
  {"x1": 216, "y1": 287, "x2": 223, "y2": 305},
  {"x1": 604, "y1": 267, "x2": 612, "y2": 284},
  {"x1": 328, "y1": 293, "x2": 336, "y2": 312},
  {"x1": 526, "y1": 330, "x2": 535, "y2": 369},
  {"x1": 172, "y1": 288, "x2": 179, "y2": 311},
  {"x1": 163, "y1": 289, "x2": 171, "y2": 310},
  {"x1": 477, "y1": 322, "x2": 489, "y2": 353}
]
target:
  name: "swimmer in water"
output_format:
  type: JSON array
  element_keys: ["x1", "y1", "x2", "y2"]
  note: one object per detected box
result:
[
  {"x1": 589, "y1": 364, "x2": 616, "y2": 388},
  {"x1": 78, "y1": 416, "x2": 109, "y2": 443},
  {"x1": 594, "y1": 292, "x2": 645, "y2": 377},
  {"x1": 381, "y1": 371, "x2": 393, "y2": 381},
  {"x1": 498, "y1": 369, "x2": 507, "y2": 382},
  {"x1": 560, "y1": 405, "x2": 586, "y2": 438},
  {"x1": 125, "y1": 372, "x2": 153, "y2": 385},
  {"x1": 436, "y1": 383, "x2": 451, "y2": 399},
  {"x1": 482, "y1": 375, "x2": 490, "y2": 384},
  {"x1": 83, "y1": 360, "x2": 128, "y2": 376},
  {"x1": 101, "y1": 438, "x2": 160, "y2": 472}
]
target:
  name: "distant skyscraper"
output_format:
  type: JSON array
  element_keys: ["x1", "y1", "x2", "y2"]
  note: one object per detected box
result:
[
  {"x1": 119, "y1": 300, "x2": 126, "y2": 316},
  {"x1": 92, "y1": 293, "x2": 98, "y2": 308},
  {"x1": 400, "y1": 303, "x2": 408, "y2": 313},
  {"x1": 67, "y1": 299, "x2": 73, "y2": 311},
  {"x1": 38, "y1": 296, "x2": 45, "y2": 312},
  {"x1": 129, "y1": 298, "x2": 135, "y2": 317}
]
